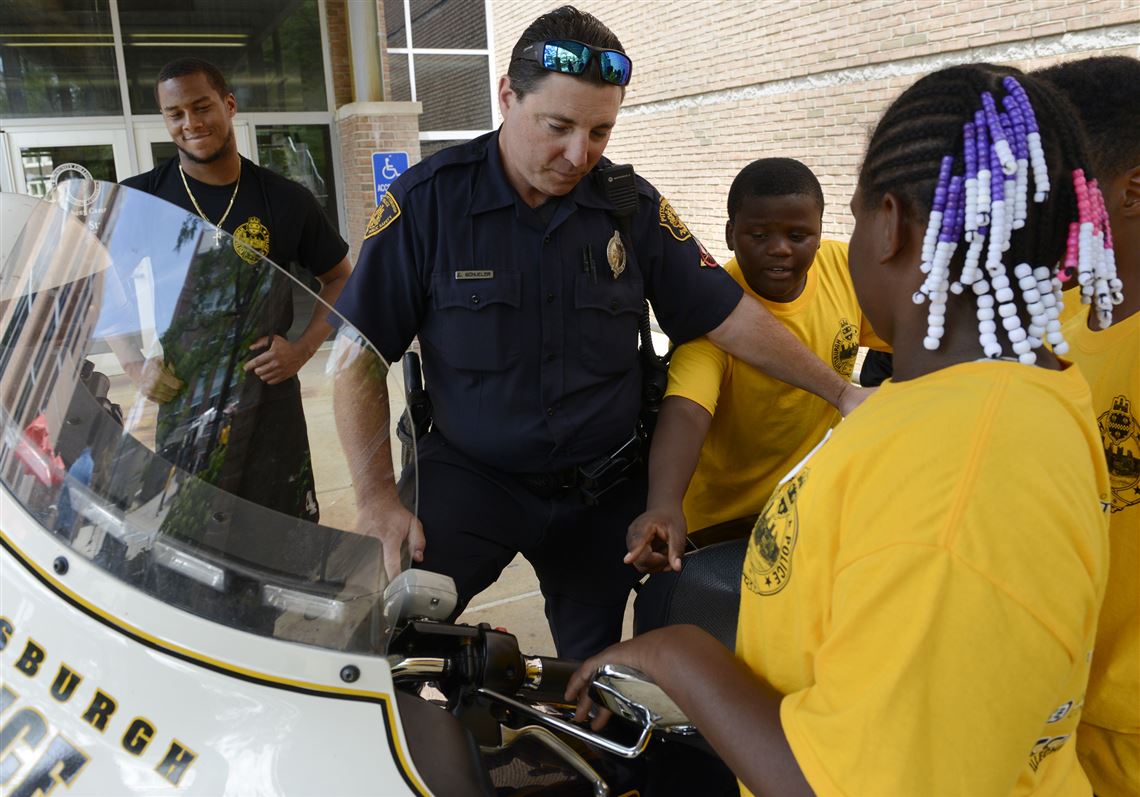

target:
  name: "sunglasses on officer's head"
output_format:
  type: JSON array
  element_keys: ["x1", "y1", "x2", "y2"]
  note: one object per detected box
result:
[{"x1": 517, "y1": 39, "x2": 633, "y2": 87}]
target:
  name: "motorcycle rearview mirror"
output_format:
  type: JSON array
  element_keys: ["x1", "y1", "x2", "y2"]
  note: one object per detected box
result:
[
  {"x1": 383, "y1": 569, "x2": 458, "y2": 625},
  {"x1": 590, "y1": 664, "x2": 696, "y2": 735}
]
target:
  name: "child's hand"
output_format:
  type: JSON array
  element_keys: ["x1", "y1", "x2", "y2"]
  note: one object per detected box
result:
[{"x1": 625, "y1": 506, "x2": 687, "y2": 573}]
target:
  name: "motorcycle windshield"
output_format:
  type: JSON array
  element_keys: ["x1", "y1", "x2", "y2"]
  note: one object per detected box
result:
[{"x1": 0, "y1": 179, "x2": 413, "y2": 655}]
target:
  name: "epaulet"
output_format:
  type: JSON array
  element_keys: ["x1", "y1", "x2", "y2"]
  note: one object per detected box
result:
[{"x1": 397, "y1": 133, "x2": 492, "y2": 193}]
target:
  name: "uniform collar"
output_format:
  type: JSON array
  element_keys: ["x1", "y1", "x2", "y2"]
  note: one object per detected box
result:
[
  {"x1": 470, "y1": 129, "x2": 517, "y2": 214},
  {"x1": 470, "y1": 129, "x2": 619, "y2": 217}
]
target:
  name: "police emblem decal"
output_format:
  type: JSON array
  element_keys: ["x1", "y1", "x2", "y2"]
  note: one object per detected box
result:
[
  {"x1": 658, "y1": 197, "x2": 692, "y2": 241},
  {"x1": 830, "y1": 319, "x2": 860, "y2": 378},
  {"x1": 232, "y1": 216, "x2": 270, "y2": 265},
  {"x1": 364, "y1": 192, "x2": 401, "y2": 240},
  {"x1": 607, "y1": 230, "x2": 626, "y2": 279},
  {"x1": 1098, "y1": 394, "x2": 1140, "y2": 511},
  {"x1": 697, "y1": 238, "x2": 719, "y2": 269},
  {"x1": 743, "y1": 469, "x2": 806, "y2": 596}
]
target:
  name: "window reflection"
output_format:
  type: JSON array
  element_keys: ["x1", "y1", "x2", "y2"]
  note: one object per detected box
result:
[
  {"x1": 256, "y1": 125, "x2": 339, "y2": 230},
  {"x1": 118, "y1": 0, "x2": 328, "y2": 114},
  {"x1": 0, "y1": 0, "x2": 122, "y2": 118},
  {"x1": 409, "y1": 0, "x2": 486, "y2": 49},
  {"x1": 415, "y1": 55, "x2": 491, "y2": 130},
  {"x1": 20, "y1": 145, "x2": 118, "y2": 196}
]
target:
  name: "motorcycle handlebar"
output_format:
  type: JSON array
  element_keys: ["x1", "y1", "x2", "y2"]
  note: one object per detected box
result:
[{"x1": 521, "y1": 655, "x2": 581, "y2": 704}]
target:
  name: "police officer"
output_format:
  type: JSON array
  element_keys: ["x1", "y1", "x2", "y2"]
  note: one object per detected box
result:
[{"x1": 334, "y1": 6, "x2": 865, "y2": 659}]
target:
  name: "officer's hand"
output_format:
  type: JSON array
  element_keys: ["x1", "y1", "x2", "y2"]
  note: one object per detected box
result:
[
  {"x1": 124, "y1": 358, "x2": 183, "y2": 403},
  {"x1": 837, "y1": 382, "x2": 875, "y2": 416},
  {"x1": 356, "y1": 493, "x2": 425, "y2": 581},
  {"x1": 244, "y1": 335, "x2": 312, "y2": 385},
  {"x1": 625, "y1": 507, "x2": 686, "y2": 574}
]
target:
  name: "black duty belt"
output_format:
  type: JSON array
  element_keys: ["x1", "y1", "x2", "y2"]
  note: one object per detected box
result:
[
  {"x1": 512, "y1": 432, "x2": 645, "y2": 505},
  {"x1": 514, "y1": 467, "x2": 581, "y2": 498}
]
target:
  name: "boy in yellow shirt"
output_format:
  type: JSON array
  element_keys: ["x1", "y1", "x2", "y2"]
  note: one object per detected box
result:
[
  {"x1": 627, "y1": 159, "x2": 885, "y2": 567},
  {"x1": 569, "y1": 64, "x2": 1115, "y2": 797},
  {"x1": 1038, "y1": 55, "x2": 1140, "y2": 797}
]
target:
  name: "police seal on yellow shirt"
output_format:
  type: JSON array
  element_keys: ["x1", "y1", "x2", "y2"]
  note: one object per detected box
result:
[
  {"x1": 831, "y1": 319, "x2": 860, "y2": 378},
  {"x1": 1101, "y1": 394, "x2": 1140, "y2": 511},
  {"x1": 744, "y1": 470, "x2": 805, "y2": 596},
  {"x1": 365, "y1": 192, "x2": 401, "y2": 240}
]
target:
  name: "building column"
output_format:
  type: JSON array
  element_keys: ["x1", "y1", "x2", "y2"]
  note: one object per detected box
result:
[{"x1": 335, "y1": 101, "x2": 422, "y2": 262}]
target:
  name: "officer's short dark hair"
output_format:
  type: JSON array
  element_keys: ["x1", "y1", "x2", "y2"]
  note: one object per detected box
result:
[
  {"x1": 727, "y1": 158, "x2": 825, "y2": 220},
  {"x1": 507, "y1": 5, "x2": 626, "y2": 100},
  {"x1": 154, "y1": 58, "x2": 231, "y2": 105}
]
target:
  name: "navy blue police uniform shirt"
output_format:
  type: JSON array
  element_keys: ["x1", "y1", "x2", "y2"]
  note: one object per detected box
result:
[{"x1": 335, "y1": 130, "x2": 743, "y2": 473}]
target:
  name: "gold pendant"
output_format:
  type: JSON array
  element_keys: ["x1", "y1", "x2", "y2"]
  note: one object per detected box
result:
[{"x1": 607, "y1": 230, "x2": 626, "y2": 279}]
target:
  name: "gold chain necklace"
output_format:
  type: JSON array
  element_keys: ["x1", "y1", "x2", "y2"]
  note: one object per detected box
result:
[{"x1": 179, "y1": 162, "x2": 241, "y2": 245}]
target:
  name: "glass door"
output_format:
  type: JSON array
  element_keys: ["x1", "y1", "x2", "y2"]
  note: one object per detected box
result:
[
  {"x1": 1, "y1": 128, "x2": 132, "y2": 197},
  {"x1": 131, "y1": 121, "x2": 254, "y2": 175}
]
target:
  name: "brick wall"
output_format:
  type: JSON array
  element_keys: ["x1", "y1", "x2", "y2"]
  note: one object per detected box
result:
[
  {"x1": 326, "y1": 1, "x2": 354, "y2": 109},
  {"x1": 491, "y1": 0, "x2": 1139, "y2": 263},
  {"x1": 336, "y1": 104, "x2": 423, "y2": 263}
]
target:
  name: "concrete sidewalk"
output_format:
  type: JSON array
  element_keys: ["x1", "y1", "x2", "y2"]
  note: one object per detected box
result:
[{"x1": 457, "y1": 554, "x2": 636, "y2": 658}]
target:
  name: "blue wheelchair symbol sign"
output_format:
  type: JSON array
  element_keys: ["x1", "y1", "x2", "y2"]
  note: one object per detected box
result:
[{"x1": 373, "y1": 152, "x2": 409, "y2": 205}]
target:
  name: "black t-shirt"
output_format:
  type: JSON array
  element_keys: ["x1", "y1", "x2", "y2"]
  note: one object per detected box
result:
[
  {"x1": 122, "y1": 156, "x2": 348, "y2": 325},
  {"x1": 119, "y1": 156, "x2": 347, "y2": 521}
]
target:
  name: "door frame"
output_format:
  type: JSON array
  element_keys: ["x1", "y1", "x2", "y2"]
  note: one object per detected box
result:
[{"x1": 1, "y1": 126, "x2": 133, "y2": 194}]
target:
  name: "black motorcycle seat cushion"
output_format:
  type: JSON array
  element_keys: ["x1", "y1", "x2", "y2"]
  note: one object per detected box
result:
[{"x1": 633, "y1": 538, "x2": 747, "y2": 649}]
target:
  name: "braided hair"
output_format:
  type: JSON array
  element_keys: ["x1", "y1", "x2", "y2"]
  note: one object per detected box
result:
[
  {"x1": 1035, "y1": 56, "x2": 1140, "y2": 182},
  {"x1": 858, "y1": 64, "x2": 1121, "y2": 360}
]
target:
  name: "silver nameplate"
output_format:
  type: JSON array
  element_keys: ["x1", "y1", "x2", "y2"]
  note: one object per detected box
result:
[{"x1": 455, "y1": 270, "x2": 493, "y2": 280}]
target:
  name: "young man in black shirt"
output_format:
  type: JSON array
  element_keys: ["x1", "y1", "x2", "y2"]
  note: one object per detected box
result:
[{"x1": 120, "y1": 57, "x2": 351, "y2": 521}]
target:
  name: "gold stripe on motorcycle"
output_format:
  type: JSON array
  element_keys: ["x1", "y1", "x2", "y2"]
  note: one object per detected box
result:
[{"x1": 0, "y1": 529, "x2": 431, "y2": 797}]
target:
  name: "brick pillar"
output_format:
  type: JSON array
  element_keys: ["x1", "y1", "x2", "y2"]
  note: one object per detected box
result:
[{"x1": 335, "y1": 101, "x2": 422, "y2": 262}]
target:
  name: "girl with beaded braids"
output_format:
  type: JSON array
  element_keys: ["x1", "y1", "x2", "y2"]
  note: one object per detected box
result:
[
  {"x1": 1036, "y1": 54, "x2": 1140, "y2": 797},
  {"x1": 564, "y1": 64, "x2": 1113, "y2": 797}
]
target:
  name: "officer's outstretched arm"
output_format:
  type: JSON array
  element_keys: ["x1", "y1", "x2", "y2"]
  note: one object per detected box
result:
[
  {"x1": 332, "y1": 335, "x2": 425, "y2": 580},
  {"x1": 707, "y1": 295, "x2": 871, "y2": 415}
]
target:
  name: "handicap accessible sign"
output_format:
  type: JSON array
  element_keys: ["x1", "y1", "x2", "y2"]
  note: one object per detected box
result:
[{"x1": 373, "y1": 152, "x2": 409, "y2": 205}]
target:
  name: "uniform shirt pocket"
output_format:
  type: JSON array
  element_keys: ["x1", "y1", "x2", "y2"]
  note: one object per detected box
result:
[
  {"x1": 424, "y1": 271, "x2": 522, "y2": 371},
  {"x1": 574, "y1": 274, "x2": 643, "y2": 374}
]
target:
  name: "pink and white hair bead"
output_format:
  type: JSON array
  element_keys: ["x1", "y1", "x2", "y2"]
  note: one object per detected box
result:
[{"x1": 918, "y1": 75, "x2": 1120, "y2": 363}]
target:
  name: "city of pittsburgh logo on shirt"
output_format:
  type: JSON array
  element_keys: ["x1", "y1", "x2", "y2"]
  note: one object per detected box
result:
[
  {"x1": 830, "y1": 319, "x2": 859, "y2": 378},
  {"x1": 743, "y1": 469, "x2": 806, "y2": 596},
  {"x1": 1099, "y1": 394, "x2": 1140, "y2": 512},
  {"x1": 365, "y1": 192, "x2": 401, "y2": 240},
  {"x1": 1028, "y1": 735, "x2": 1071, "y2": 773},
  {"x1": 658, "y1": 196, "x2": 692, "y2": 241},
  {"x1": 233, "y1": 216, "x2": 270, "y2": 265}
]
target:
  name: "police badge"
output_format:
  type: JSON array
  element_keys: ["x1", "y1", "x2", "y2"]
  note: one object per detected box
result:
[{"x1": 607, "y1": 230, "x2": 626, "y2": 279}]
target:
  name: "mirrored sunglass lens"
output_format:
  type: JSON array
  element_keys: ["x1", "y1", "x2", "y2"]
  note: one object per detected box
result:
[
  {"x1": 542, "y1": 41, "x2": 590, "y2": 74},
  {"x1": 597, "y1": 52, "x2": 632, "y2": 86}
]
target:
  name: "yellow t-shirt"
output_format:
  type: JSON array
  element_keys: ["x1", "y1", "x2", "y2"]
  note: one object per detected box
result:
[
  {"x1": 736, "y1": 361, "x2": 1111, "y2": 796},
  {"x1": 1065, "y1": 304, "x2": 1140, "y2": 797},
  {"x1": 665, "y1": 241, "x2": 885, "y2": 532}
]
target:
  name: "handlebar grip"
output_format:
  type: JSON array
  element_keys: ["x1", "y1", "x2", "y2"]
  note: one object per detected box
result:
[{"x1": 521, "y1": 656, "x2": 582, "y2": 704}]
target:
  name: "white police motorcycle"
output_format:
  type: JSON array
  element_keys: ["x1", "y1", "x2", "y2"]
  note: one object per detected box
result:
[{"x1": 0, "y1": 179, "x2": 740, "y2": 796}]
